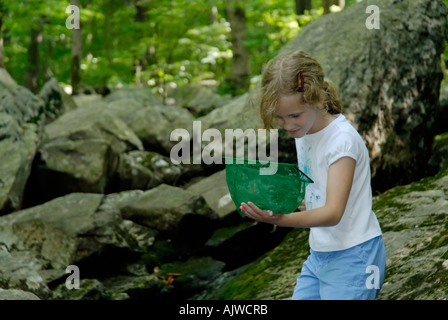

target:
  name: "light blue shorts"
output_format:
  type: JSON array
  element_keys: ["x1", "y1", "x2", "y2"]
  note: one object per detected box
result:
[{"x1": 292, "y1": 235, "x2": 386, "y2": 300}]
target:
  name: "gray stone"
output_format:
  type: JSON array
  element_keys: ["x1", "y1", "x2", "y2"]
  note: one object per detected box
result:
[
  {"x1": 128, "y1": 104, "x2": 195, "y2": 154},
  {"x1": 38, "y1": 78, "x2": 77, "y2": 124},
  {"x1": 186, "y1": 170, "x2": 236, "y2": 218},
  {"x1": 0, "y1": 288, "x2": 41, "y2": 300},
  {"x1": 121, "y1": 184, "x2": 218, "y2": 234},
  {"x1": 29, "y1": 105, "x2": 143, "y2": 201},
  {"x1": 0, "y1": 74, "x2": 45, "y2": 213}
]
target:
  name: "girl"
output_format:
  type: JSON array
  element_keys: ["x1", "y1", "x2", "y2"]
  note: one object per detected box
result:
[{"x1": 240, "y1": 51, "x2": 386, "y2": 300}]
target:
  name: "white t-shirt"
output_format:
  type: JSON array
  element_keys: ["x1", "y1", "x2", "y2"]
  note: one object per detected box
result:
[{"x1": 295, "y1": 114, "x2": 382, "y2": 252}]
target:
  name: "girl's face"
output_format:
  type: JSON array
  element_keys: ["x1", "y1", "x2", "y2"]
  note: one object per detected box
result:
[{"x1": 275, "y1": 94, "x2": 321, "y2": 138}]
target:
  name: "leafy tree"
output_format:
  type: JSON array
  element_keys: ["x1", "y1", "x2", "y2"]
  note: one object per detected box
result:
[{"x1": 0, "y1": 0, "x2": 363, "y2": 96}]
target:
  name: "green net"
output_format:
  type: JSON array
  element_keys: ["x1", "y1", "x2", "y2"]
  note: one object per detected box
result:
[{"x1": 224, "y1": 157, "x2": 313, "y2": 217}]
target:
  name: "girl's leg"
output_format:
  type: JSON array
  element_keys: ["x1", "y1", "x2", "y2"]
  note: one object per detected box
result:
[
  {"x1": 292, "y1": 252, "x2": 321, "y2": 300},
  {"x1": 317, "y1": 236, "x2": 386, "y2": 300}
]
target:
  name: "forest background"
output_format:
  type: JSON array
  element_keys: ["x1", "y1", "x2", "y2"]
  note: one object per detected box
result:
[{"x1": 2, "y1": 0, "x2": 447, "y2": 100}]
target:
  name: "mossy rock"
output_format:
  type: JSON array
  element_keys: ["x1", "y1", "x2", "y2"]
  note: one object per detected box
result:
[{"x1": 195, "y1": 165, "x2": 448, "y2": 300}]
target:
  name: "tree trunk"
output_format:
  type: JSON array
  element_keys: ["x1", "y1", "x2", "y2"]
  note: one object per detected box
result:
[
  {"x1": 322, "y1": 0, "x2": 339, "y2": 14},
  {"x1": 0, "y1": 2, "x2": 5, "y2": 68},
  {"x1": 295, "y1": 0, "x2": 312, "y2": 15},
  {"x1": 135, "y1": 0, "x2": 153, "y2": 78},
  {"x1": 25, "y1": 21, "x2": 41, "y2": 92},
  {"x1": 135, "y1": 0, "x2": 150, "y2": 23},
  {"x1": 71, "y1": 0, "x2": 82, "y2": 94},
  {"x1": 225, "y1": 0, "x2": 250, "y2": 94},
  {"x1": 295, "y1": 0, "x2": 312, "y2": 25}
]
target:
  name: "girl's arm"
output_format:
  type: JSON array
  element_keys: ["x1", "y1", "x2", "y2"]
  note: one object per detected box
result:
[{"x1": 241, "y1": 157, "x2": 356, "y2": 228}]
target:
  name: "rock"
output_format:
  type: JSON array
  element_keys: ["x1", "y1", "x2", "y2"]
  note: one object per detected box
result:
[
  {"x1": 196, "y1": 93, "x2": 277, "y2": 161},
  {"x1": 0, "y1": 119, "x2": 41, "y2": 213},
  {"x1": 121, "y1": 184, "x2": 218, "y2": 235},
  {"x1": 43, "y1": 105, "x2": 143, "y2": 154},
  {"x1": 103, "y1": 88, "x2": 195, "y2": 155},
  {"x1": 428, "y1": 132, "x2": 448, "y2": 176},
  {"x1": 186, "y1": 170, "x2": 236, "y2": 218},
  {"x1": 373, "y1": 168, "x2": 448, "y2": 300},
  {"x1": 0, "y1": 191, "x2": 158, "y2": 298},
  {"x1": 166, "y1": 83, "x2": 232, "y2": 117},
  {"x1": 101, "y1": 273, "x2": 172, "y2": 300},
  {"x1": 24, "y1": 105, "x2": 143, "y2": 206},
  {"x1": 0, "y1": 243, "x2": 52, "y2": 298},
  {"x1": 38, "y1": 78, "x2": 77, "y2": 124},
  {"x1": 120, "y1": 184, "x2": 220, "y2": 260},
  {"x1": 52, "y1": 272, "x2": 172, "y2": 300},
  {"x1": 0, "y1": 68, "x2": 17, "y2": 87},
  {"x1": 435, "y1": 82, "x2": 448, "y2": 136},
  {"x1": 279, "y1": 0, "x2": 447, "y2": 191},
  {"x1": 106, "y1": 98, "x2": 143, "y2": 124},
  {"x1": 0, "y1": 75, "x2": 45, "y2": 126},
  {"x1": 0, "y1": 68, "x2": 45, "y2": 214},
  {"x1": 113, "y1": 150, "x2": 185, "y2": 191},
  {"x1": 52, "y1": 279, "x2": 108, "y2": 300},
  {"x1": 128, "y1": 104, "x2": 195, "y2": 155},
  {"x1": 73, "y1": 93, "x2": 106, "y2": 109},
  {"x1": 206, "y1": 222, "x2": 292, "y2": 271},
  {"x1": 0, "y1": 288, "x2": 41, "y2": 300},
  {"x1": 194, "y1": 166, "x2": 448, "y2": 300},
  {"x1": 0, "y1": 193, "x2": 106, "y2": 269},
  {"x1": 198, "y1": 93, "x2": 261, "y2": 132},
  {"x1": 104, "y1": 87, "x2": 163, "y2": 105},
  {"x1": 102, "y1": 88, "x2": 196, "y2": 156}
]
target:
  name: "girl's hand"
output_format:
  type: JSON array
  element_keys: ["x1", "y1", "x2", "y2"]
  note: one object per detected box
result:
[
  {"x1": 298, "y1": 200, "x2": 306, "y2": 212},
  {"x1": 240, "y1": 202, "x2": 280, "y2": 224}
]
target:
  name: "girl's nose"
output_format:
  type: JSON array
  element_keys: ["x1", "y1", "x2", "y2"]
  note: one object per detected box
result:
[{"x1": 283, "y1": 120, "x2": 296, "y2": 131}]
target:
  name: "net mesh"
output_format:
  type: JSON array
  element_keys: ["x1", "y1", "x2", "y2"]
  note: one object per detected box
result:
[{"x1": 224, "y1": 157, "x2": 313, "y2": 217}]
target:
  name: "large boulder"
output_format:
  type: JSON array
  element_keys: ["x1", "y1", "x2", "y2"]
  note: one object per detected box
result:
[
  {"x1": 0, "y1": 68, "x2": 45, "y2": 214},
  {"x1": 279, "y1": 0, "x2": 447, "y2": 191},
  {"x1": 0, "y1": 191, "x2": 157, "y2": 298},
  {"x1": 38, "y1": 78, "x2": 78, "y2": 124},
  {"x1": 103, "y1": 87, "x2": 194, "y2": 155},
  {"x1": 24, "y1": 105, "x2": 143, "y2": 206},
  {"x1": 128, "y1": 104, "x2": 195, "y2": 155},
  {"x1": 121, "y1": 184, "x2": 218, "y2": 235},
  {"x1": 186, "y1": 169, "x2": 236, "y2": 218},
  {"x1": 104, "y1": 87, "x2": 163, "y2": 106},
  {"x1": 197, "y1": 93, "x2": 278, "y2": 162},
  {"x1": 166, "y1": 83, "x2": 233, "y2": 117},
  {"x1": 0, "y1": 288, "x2": 40, "y2": 300},
  {"x1": 113, "y1": 150, "x2": 186, "y2": 191}
]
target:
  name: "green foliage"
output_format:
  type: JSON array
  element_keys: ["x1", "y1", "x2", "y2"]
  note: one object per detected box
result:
[{"x1": 0, "y1": 0, "x2": 361, "y2": 95}]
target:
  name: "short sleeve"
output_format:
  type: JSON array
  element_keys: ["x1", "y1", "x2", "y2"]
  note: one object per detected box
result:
[{"x1": 325, "y1": 131, "x2": 360, "y2": 167}]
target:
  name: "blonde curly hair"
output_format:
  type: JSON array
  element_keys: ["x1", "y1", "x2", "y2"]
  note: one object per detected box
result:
[{"x1": 259, "y1": 50, "x2": 341, "y2": 129}]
